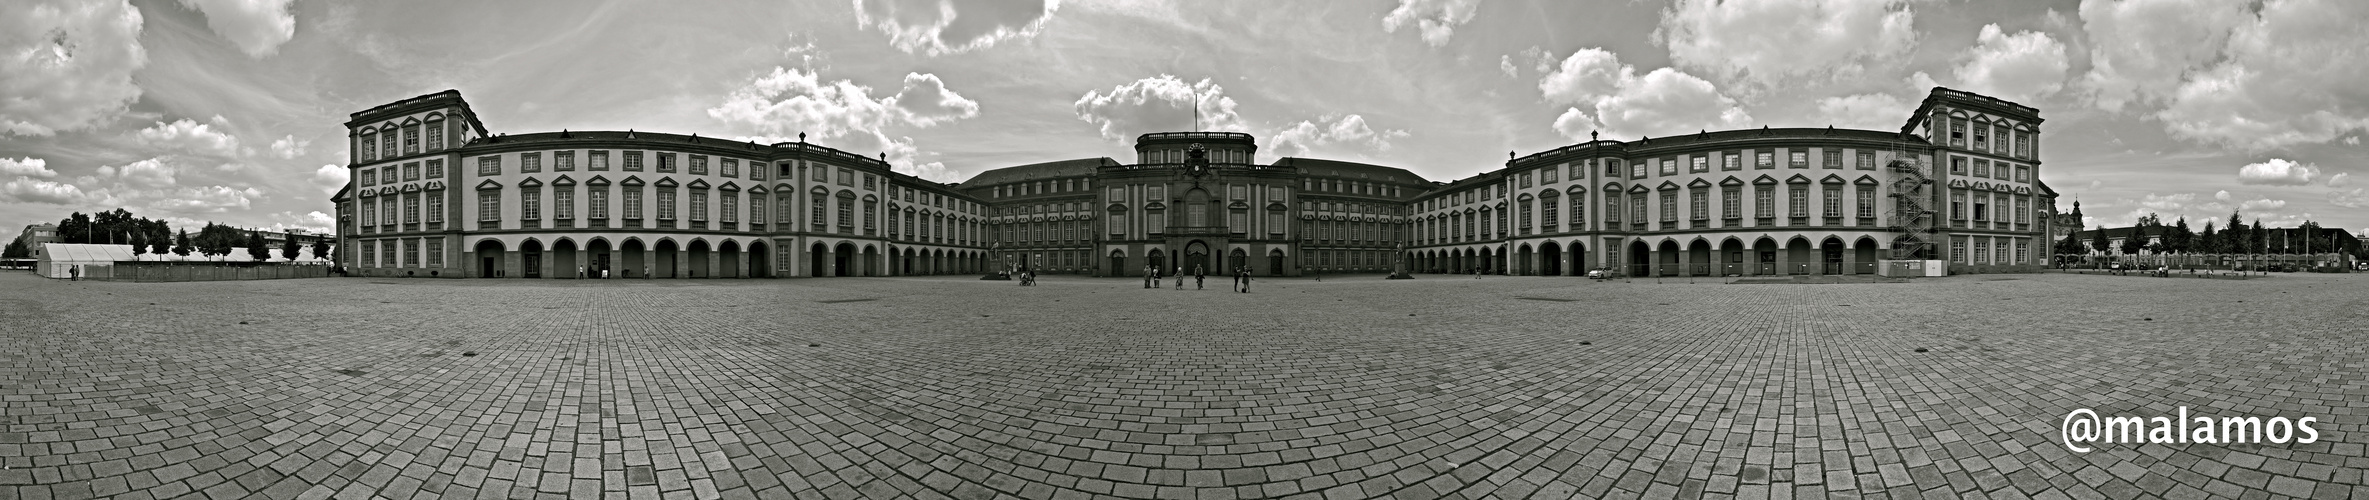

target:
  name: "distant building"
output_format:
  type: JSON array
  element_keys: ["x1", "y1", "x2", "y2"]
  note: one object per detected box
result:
[
  {"x1": 2068, "y1": 225, "x2": 2359, "y2": 257},
  {"x1": 12, "y1": 223, "x2": 60, "y2": 260}
]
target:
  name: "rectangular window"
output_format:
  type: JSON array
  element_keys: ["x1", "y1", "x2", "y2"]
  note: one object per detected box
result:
[
  {"x1": 838, "y1": 168, "x2": 855, "y2": 186},
  {"x1": 426, "y1": 159, "x2": 443, "y2": 179},
  {"x1": 555, "y1": 151, "x2": 574, "y2": 171},
  {"x1": 360, "y1": 168, "x2": 374, "y2": 187},
  {"x1": 1952, "y1": 239, "x2": 1966, "y2": 263},
  {"x1": 2016, "y1": 197, "x2": 2029, "y2": 224},
  {"x1": 1691, "y1": 156, "x2": 1708, "y2": 173},
  {"x1": 1631, "y1": 196, "x2": 1648, "y2": 225},
  {"x1": 2017, "y1": 131, "x2": 2032, "y2": 158},
  {"x1": 479, "y1": 156, "x2": 501, "y2": 176},
  {"x1": 426, "y1": 193, "x2": 443, "y2": 223},
  {"x1": 1755, "y1": 187, "x2": 1773, "y2": 218},
  {"x1": 1541, "y1": 197, "x2": 1558, "y2": 229},
  {"x1": 403, "y1": 162, "x2": 419, "y2": 181},
  {"x1": 382, "y1": 132, "x2": 397, "y2": 160},
  {"x1": 656, "y1": 153, "x2": 675, "y2": 173},
  {"x1": 425, "y1": 122, "x2": 443, "y2": 151},
  {"x1": 1605, "y1": 195, "x2": 1619, "y2": 223},
  {"x1": 404, "y1": 194, "x2": 419, "y2": 224},
  {"x1": 478, "y1": 191, "x2": 499, "y2": 222},
  {"x1": 405, "y1": 239, "x2": 418, "y2": 268},
  {"x1": 1788, "y1": 187, "x2": 1806, "y2": 217},
  {"x1": 689, "y1": 191, "x2": 706, "y2": 221},
  {"x1": 361, "y1": 134, "x2": 377, "y2": 162},
  {"x1": 778, "y1": 197, "x2": 793, "y2": 227},
  {"x1": 836, "y1": 197, "x2": 853, "y2": 227},
  {"x1": 1973, "y1": 123, "x2": 1989, "y2": 151},
  {"x1": 1572, "y1": 195, "x2": 1585, "y2": 227},
  {"x1": 403, "y1": 125, "x2": 419, "y2": 155},
  {"x1": 1975, "y1": 159, "x2": 1990, "y2": 178},
  {"x1": 1950, "y1": 119, "x2": 1967, "y2": 148},
  {"x1": 624, "y1": 151, "x2": 643, "y2": 171},
  {"x1": 590, "y1": 151, "x2": 609, "y2": 171},
  {"x1": 382, "y1": 199, "x2": 396, "y2": 226},
  {"x1": 657, "y1": 190, "x2": 676, "y2": 220},
  {"x1": 1823, "y1": 149, "x2": 1841, "y2": 169},
  {"x1": 1996, "y1": 239, "x2": 2010, "y2": 264},
  {"x1": 1823, "y1": 186, "x2": 1841, "y2": 218},
  {"x1": 721, "y1": 159, "x2": 738, "y2": 178},
  {"x1": 521, "y1": 190, "x2": 540, "y2": 220},
  {"x1": 1857, "y1": 151, "x2": 1875, "y2": 170},
  {"x1": 2015, "y1": 241, "x2": 2028, "y2": 264},
  {"x1": 554, "y1": 189, "x2": 573, "y2": 220},
  {"x1": 1951, "y1": 157, "x2": 1966, "y2": 175},
  {"x1": 520, "y1": 152, "x2": 541, "y2": 174},
  {"x1": 1659, "y1": 159, "x2": 1677, "y2": 176},
  {"x1": 625, "y1": 189, "x2": 643, "y2": 220},
  {"x1": 1722, "y1": 154, "x2": 1740, "y2": 171},
  {"x1": 1789, "y1": 150, "x2": 1808, "y2": 169},
  {"x1": 589, "y1": 190, "x2": 607, "y2": 219},
  {"x1": 1974, "y1": 196, "x2": 1988, "y2": 222},
  {"x1": 1951, "y1": 191, "x2": 1966, "y2": 220},
  {"x1": 1723, "y1": 188, "x2": 1740, "y2": 219},
  {"x1": 1756, "y1": 151, "x2": 1774, "y2": 169},
  {"x1": 1857, "y1": 189, "x2": 1874, "y2": 219},
  {"x1": 689, "y1": 155, "x2": 707, "y2": 176},
  {"x1": 427, "y1": 239, "x2": 442, "y2": 267},
  {"x1": 749, "y1": 160, "x2": 764, "y2": 180},
  {"x1": 1690, "y1": 189, "x2": 1707, "y2": 220},
  {"x1": 723, "y1": 192, "x2": 737, "y2": 223},
  {"x1": 382, "y1": 168, "x2": 396, "y2": 185},
  {"x1": 1542, "y1": 166, "x2": 1557, "y2": 183},
  {"x1": 1975, "y1": 240, "x2": 1989, "y2": 264}
]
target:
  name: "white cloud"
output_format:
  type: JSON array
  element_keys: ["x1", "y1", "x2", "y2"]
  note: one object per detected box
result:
[
  {"x1": 0, "y1": 157, "x2": 57, "y2": 178},
  {"x1": 1950, "y1": 24, "x2": 2069, "y2": 105},
  {"x1": 708, "y1": 67, "x2": 978, "y2": 140},
  {"x1": 2329, "y1": 172, "x2": 2351, "y2": 188},
  {"x1": 1382, "y1": 0, "x2": 1482, "y2": 47},
  {"x1": 0, "y1": 176, "x2": 88, "y2": 205},
  {"x1": 2135, "y1": 192, "x2": 2194, "y2": 211},
  {"x1": 853, "y1": 0, "x2": 1059, "y2": 56},
  {"x1": 2234, "y1": 158, "x2": 2316, "y2": 186},
  {"x1": 1808, "y1": 93, "x2": 1916, "y2": 130},
  {"x1": 2237, "y1": 197, "x2": 2286, "y2": 211},
  {"x1": 136, "y1": 116, "x2": 244, "y2": 158},
  {"x1": 175, "y1": 0, "x2": 295, "y2": 58},
  {"x1": 2075, "y1": 0, "x2": 2250, "y2": 112},
  {"x1": 1270, "y1": 114, "x2": 1410, "y2": 157},
  {"x1": 899, "y1": 162, "x2": 961, "y2": 183},
  {"x1": 270, "y1": 135, "x2": 309, "y2": 159},
  {"x1": 1655, "y1": 0, "x2": 1919, "y2": 93},
  {"x1": 1072, "y1": 75, "x2": 1247, "y2": 141},
  {"x1": 1538, "y1": 49, "x2": 1750, "y2": 140},
  {"x1": 97, "y1": 158, "x2": 177, "y2": 190},
  {"x1": 2348, "y1": 136, "x2": 2362, "y2": 146},
  {"x1": 148, "y1": 185, "x2": 259, "y2": 214},
  {"x1": 2152, "y1": 1, "x2": 2369, "y2": 151},
  {"x1": 0, "y1": 0, "x2": 147, "y2": 136},
  {"x1": 310, "y1": 164, "x2": 347, "y2": 191},
  {"x1": 2330, "y1": 188, "x2": 2368, "y2": 208}
]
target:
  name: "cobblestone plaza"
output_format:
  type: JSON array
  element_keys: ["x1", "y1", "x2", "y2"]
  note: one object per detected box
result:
[{"x1": 2, "y1": 273, "x2": 2363, "y2": 499}]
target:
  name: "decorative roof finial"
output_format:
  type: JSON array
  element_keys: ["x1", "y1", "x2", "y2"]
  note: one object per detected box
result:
[
  {"x1": 798, "y1": 132, "x2": 807, "y2": 143},
  {"x1": 1590, "y1": 131, "x2": 1598, "y2": 142}
]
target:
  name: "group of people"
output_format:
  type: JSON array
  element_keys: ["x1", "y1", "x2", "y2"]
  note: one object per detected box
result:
[{"x1": 1142, "y1": 265, "x2": 1254, "y2": 293}]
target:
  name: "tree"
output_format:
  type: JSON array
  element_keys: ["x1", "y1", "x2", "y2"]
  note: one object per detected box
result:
[
  {"x1": 147, "y1": 219, "x2": 171, "y2": 256},
  {"x1": 2056, "y1": 227, "x2": 2086, "y2": 261},
  {"x1": 172, "y1": 229, "x2": 193, "y2": 257},
  {"x1": 195, "y1": 223, "x2": 240, "y2": 260},
  {"x1": 2090, "y1": 225, "x2": 2110, "y2": 257},
  {"x1": 2225, "y1": 213, "x2": 2249, "y2": 254},
  {"x1": 57, "y1": 212, "x2": 91, "y2": 244},
  {"x1": 128, "y1": 227, "x2": 147, "y2": 261},
  {"x1": 281, "y1": 235, "x2": 301, "y2": 261},
  {"x1": 245, "y1": 231, "x2": 270, "y2": 261},
  {"x1": 311, "y1": 240, "x2": 331, "y2": 261},
  {"x1": 2120, "y1": 228, "x2": 2148, "y2": 256},
  {"x1": 2199, "y1": 222, "x2": 2218, "y2": 255},
  {"x1": 2, "y1": 239, "x2": 26, "y2": 259},
  {"x1": 2168, "y1": 217, "x2": 2193, "y2": 255}
]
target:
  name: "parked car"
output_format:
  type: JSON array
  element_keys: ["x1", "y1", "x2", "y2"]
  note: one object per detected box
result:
[{"x1": 1586, "y1": 268, "x2": 1612, "y2": 279}]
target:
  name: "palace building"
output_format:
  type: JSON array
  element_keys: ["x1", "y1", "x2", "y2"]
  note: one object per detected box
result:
[{"x1": 332, "y1": 87, "x2": 2058, "y2": 278}]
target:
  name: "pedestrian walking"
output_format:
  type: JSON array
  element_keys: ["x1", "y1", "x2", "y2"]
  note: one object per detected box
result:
[
  {"x1": 1173, "y1": 267, "x2": 1184, "y2": 290},
  {"x1": 1239, "y1": 267, "x2": 1250, "y2": 293},
  {"x1": 578, "y1": 265, "x2": 586, "y2": 279},
  {"x1": 1194, "y1": 265, "x2": 1204, "y2": 290}
]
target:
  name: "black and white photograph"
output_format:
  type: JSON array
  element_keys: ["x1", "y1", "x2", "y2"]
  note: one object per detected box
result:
[{"x1": 2, "y1": 0, "x2": 2366, "y2": 498}]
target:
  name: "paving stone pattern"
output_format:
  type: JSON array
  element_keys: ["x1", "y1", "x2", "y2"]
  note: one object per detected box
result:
[{"x1": 0, "y1": 272, "x2": 2363, "y2": 499}]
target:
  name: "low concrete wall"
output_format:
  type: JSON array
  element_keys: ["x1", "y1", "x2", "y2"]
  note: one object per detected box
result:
[{"x1": 91, "y1": 262, "x2": 331, "y2": 282}]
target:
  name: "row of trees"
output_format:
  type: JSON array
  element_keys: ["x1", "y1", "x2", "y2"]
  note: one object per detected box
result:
[
  {"x1": 7, "y1": 209, "x2": 332, "y2": 263},
  {"x1": 2056, "y1": 211, "x2": 2359, "y2": 260}
]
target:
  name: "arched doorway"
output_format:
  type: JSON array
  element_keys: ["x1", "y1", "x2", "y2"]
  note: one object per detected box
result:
[
  {"x1": 833, "y1": 242, "x2": 856, "y2": 277},
  {"x1": 1719, "y1": 238, "x2": 1745, "y2": 276},
  {"x1": 687, "y1": 240, "x2": 711, "y2": 278},
  {"x1": 1110, "y1": 250, "x2": 1127, "y2": 276},
  {"x1": 1183, "y1": 241, "x2": 1211, "y2": 276},
  {"x1": 553, "y1": 239, "x2": 579, "y2": 278},
  {"x1": 1628, "y1": 240, "x2": 1652, "y2": 277},
  {"x1": 1656, "y1": 240, "x2": 1681, "y2": 276},
  {"x1": 654, "y1": 239, "x2": 679, "y2": 278},
  {"x1": 587, "y1": 238, "x2": 613, "y2": 278},
  {"x1": 1539, "y1": 241, "x2": 1562, "y2": 276},
  {"x1": 519, "y1": 239, "x2": 545, "y2": 278},
  {"x1": 1820, "y1": 237, "x2": 1846, "y2": 275},
  {"x1": 1268, "y1": 249, "x2": 1285, "y2": 276},
  {"x1": 1853, "y1": 237, "x2": 1881, "y2": 275},
  {"x1": 1516, "y1": 244, "x2": 1534, "y2": 275},
  {"x1": 1146, "y1": 249, "x2": 1165, "y2": 275},
  {"x1": 900, "y1": 248, "x2": 914, "y2": 275},
  {"x1": 862, "y1": 245, "x2": 879, "y2": 276},
  {"x1": 1568, "y1": 242, "x2": 1588, "y2": 276},
  {"x1": 474, "y1": 239, "x2": 506, "y2": 278},
  {"x1": 622, "y1": 239, "x2": 646, "y2": 278},
  {"x1": 717, "y1": 240, "x2": 742, "y2": 278},
  {"x1": 809, "y1": 242, "x2": 829, "y2": 277},
  {"x1": 1786, "y1": 237, "x2": 1815, "y2": 275},
  {"x1": 1228, "y1": 248, "x2": 1246, "y2": 272},
  {"x1": 748, "y1": 241, "x2": 770, "y2": 277},
  {"x1": 1687, "y1": 239, "x2": 1712, "y2": 276},
  {"x1": 1752, "y1": 238, "x2": 1779, "y2": 275}
]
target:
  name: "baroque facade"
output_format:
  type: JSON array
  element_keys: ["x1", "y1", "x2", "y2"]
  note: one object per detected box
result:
[{"x1": 332, "y1": 87, "x2": 2057, "y2": 278}]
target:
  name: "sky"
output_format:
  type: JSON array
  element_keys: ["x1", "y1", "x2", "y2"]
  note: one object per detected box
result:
[{"x1": 4, "y1": 0, "x2": 2367, "y2": 244}]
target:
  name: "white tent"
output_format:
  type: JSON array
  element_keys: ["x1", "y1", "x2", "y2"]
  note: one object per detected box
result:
[{"x1": 36, "y1": 243, "x2": 328, "y2": 279}]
